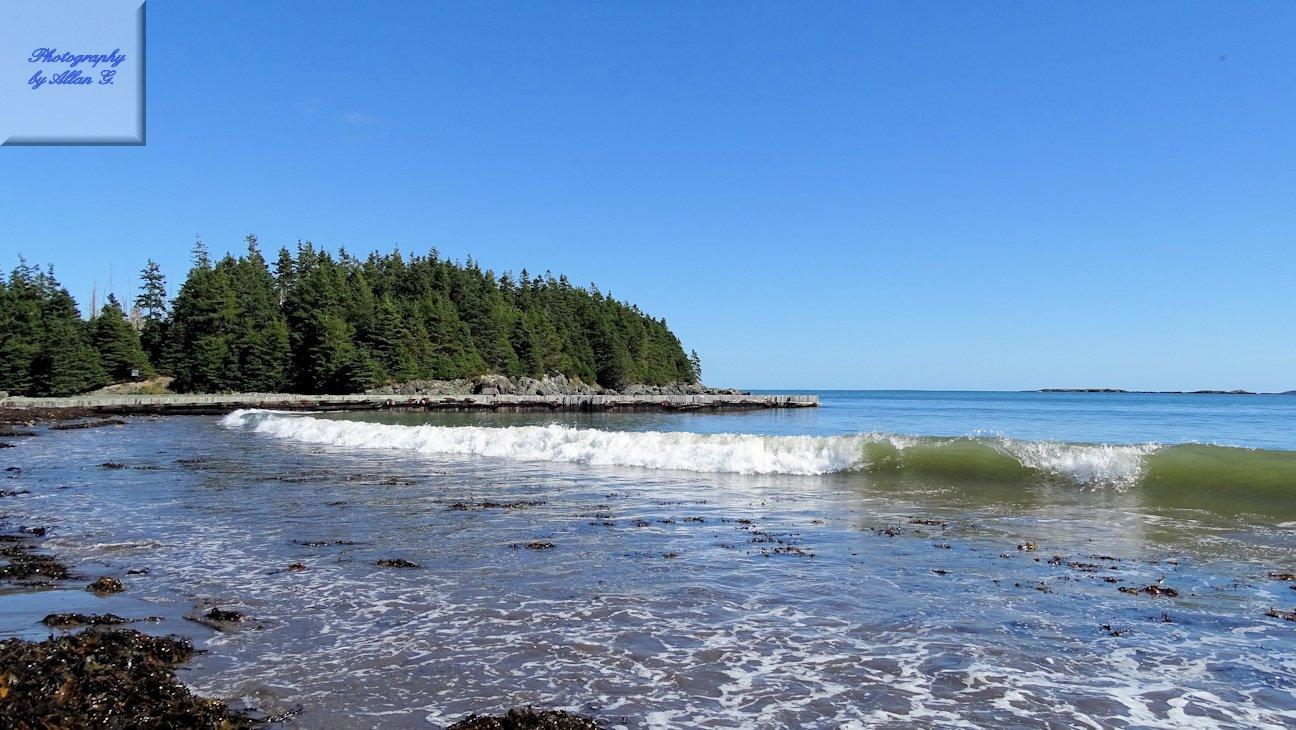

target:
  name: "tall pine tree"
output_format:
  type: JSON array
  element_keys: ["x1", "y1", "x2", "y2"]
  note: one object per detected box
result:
[
  {"x1": 91, "y1": 294, "x2": 153, "y2": 382},
  {"x1": 134, "y1": 259, "x2": 169, "y2": 371},
  {"x1": 168, "y1": 239, "x2": 238, "y2": 392},
  {"x1": 229, "y1": 236, "x2": 290, "y2": 391},
  {"x1": 31, "y1": 273, "x2": 107, "y2": 396}
]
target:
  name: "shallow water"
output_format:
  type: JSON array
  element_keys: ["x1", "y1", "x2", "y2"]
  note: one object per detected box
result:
[{"x1": 2, "y1": 392, "x2": 1296, "y2": 728}]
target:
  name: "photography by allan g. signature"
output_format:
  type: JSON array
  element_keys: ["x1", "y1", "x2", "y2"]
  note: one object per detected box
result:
[{"x1": 27, "y1": 47, "x2": 127, "y2": 90}]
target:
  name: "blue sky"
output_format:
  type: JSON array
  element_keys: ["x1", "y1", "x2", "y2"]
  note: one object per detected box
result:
[{"x1": 2, "y1": 2, "x2": 1294, "y2": 391}]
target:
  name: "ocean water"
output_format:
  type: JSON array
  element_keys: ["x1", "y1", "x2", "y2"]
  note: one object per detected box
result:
[{"x1": 2, "y1": 391, "x2": 1295, "y2": 728}]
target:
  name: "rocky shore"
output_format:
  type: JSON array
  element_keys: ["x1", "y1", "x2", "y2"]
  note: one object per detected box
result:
[
  {"x1": 366, "y1": 374, "x2": 746, "y2": 398},
  {"x1": 0, "y1": 422, "x2": 606, "y2": 729}
]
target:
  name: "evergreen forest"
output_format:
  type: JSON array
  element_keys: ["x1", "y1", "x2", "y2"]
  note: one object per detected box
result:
[{"x1": 0, "y1": 238, "x2": 701, "y2": 396}]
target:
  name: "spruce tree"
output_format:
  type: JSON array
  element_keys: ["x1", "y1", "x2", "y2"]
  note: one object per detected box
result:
[
  {"x1": 91, "y1": 294, "x2": 153, "y2": 382},
  {"x1": 134, "y1": 259, "x2": 169, "y2": 371},
  {"x1": 31, "y1": 275, "x2": 107, "y2": 396},
  {"x1": 168, "y1": 242, "x2": 238, "y2": 392},
  {"x1": 364, "y1": 294, "x2": 417, "y2": 381},
  {"x1": 0, "y1": 261, "x2": 45, "y2": 395},
  {"x1": 229, "y1": 236, "x2": 290, "y2": 391}
]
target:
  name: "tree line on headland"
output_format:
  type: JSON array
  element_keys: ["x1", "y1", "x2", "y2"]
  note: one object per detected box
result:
[{"x1": 0, "y1": 237, "x2": 701, "y2": 397}]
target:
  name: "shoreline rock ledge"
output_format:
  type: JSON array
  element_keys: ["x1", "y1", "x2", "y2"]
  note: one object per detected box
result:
[
  {"x1": 366, "y1": 374, "x2": 746, "y2": 398},
  {"x1": 0, "y1": 382, "x2": 816, "y2": 417}
]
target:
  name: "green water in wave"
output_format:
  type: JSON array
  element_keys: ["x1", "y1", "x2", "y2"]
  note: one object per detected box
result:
[{"x1": 855, "y1": 438, "x2": 1296, "y2": 518}]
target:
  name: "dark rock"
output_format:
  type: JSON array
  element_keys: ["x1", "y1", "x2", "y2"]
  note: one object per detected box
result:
[
  {"x1": 1266, "y1": 607, "x2": 1296, "y2": 621},
  {"x1": 204, "y1": 607, "x2": 244, "y2": 622},
  {"x1": 87, "y1": 576, "x2": 126, "y2": 594},
  {"x1": 49, "y1": 419, "x2": 126, "y2": 431},
  {"x1": 1119, "y1": 584, "x2": 1179, "y2": 598},
  {"x1": 375, "y1": 558, "x2": 421, "y2": 568},
  {"x1": 0, "y1": 406, "x2": 93, "y2": 424},
  {"x1": 908, "y1": 518, "x2": 947, "y2": 527},
  {"x1": 1, "y1": 553, "x2": 72, "y2": 581},
  {"x1": 42, "y1": 613, "x2": 134, "y2": 628},
  {"x1": 447, "y1": 706, "x2": 602, "y2": 729},
  {"x1": 766, "y1": 545, "x2": 815, "y2": 558},
  {"x1": 184, "y1": 606, "x2": 247, "y2": 631},
  {"x1": 511, "y1": 541, "x2": 555, "y2": 551},
  {"x1": 449, "y1": 500, "x2": 545, "y2": 511}
]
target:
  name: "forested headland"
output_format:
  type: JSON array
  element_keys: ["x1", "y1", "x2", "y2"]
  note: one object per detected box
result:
[{"x1": 0, "y1": 237, "x2": 702, "y2": 397}]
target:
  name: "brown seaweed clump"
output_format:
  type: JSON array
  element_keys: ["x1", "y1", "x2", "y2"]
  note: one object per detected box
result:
[
  {"x1": 1119, "y1": 584, "x2": 1180, "y2": 598},
  {"x1": 0, "y1": 553, "x2": 73, "y2": 581},
  {"x1": 510, "y1": 542, "x2": 555, "y2": 551},
  {"x1": 0, "y1": 629, "x2": 251, "y2": 728},
  {"x1": 87, "y1": 576, "x2": 126, "y2": 594},
  {"x1": 447, "y1": 706, "x2": 602, "y2": 729},
  {"x1": 448, "y1": 500, "x2": 545, "y2": 511},
  {"x1": 375, "y1": 558, "x2": 422, "y2": 568},
  {"x1": 184, "y1": 607, "x2": 247, "y2": 632},
  {"x1": 41, "y1": 613, "x2": 134, "y2": 628},
  {"x1": 204, "y1": 608, "x2": 245, "y2": 623}
]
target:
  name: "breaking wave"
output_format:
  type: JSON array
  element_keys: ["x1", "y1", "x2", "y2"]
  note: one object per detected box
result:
[{"x1": 219, "y1": 409, "x2": 1245, "y2": 487}]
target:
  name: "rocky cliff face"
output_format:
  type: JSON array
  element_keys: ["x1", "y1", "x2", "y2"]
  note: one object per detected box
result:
[{"x1": 366, "y1": 374, "x2": 744, "y2": 397}]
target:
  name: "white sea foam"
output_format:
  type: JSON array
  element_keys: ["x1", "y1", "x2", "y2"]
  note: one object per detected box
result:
[
  {"x1": 221, "y1": 410, "x2": 1156, "y2": 483},
  {"x1": 992, "y1": 438, "x2": 1156, "y2": 485},
  {"x1": 222, "y1": 409, "x2": 870, "y2": 475}
]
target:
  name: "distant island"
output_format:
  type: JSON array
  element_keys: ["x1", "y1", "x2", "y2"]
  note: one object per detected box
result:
[
  {"x1": 1037, "y1": 388, "x2": 1290, "y2": 395},
  {"x1": 0, "y1": 238, "x2": 703, "y2": 398}
]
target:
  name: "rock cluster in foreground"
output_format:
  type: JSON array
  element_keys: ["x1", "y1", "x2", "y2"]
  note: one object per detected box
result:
[
  {"x1": 447, "y1": 706, "x2": 602, "y2": 729},
  {"x1": 0, "y1": 629, "x2": 252, "y2": 728},
  {"x1": 367, "y1": 374, "x2": 743, "y2": 398}
]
